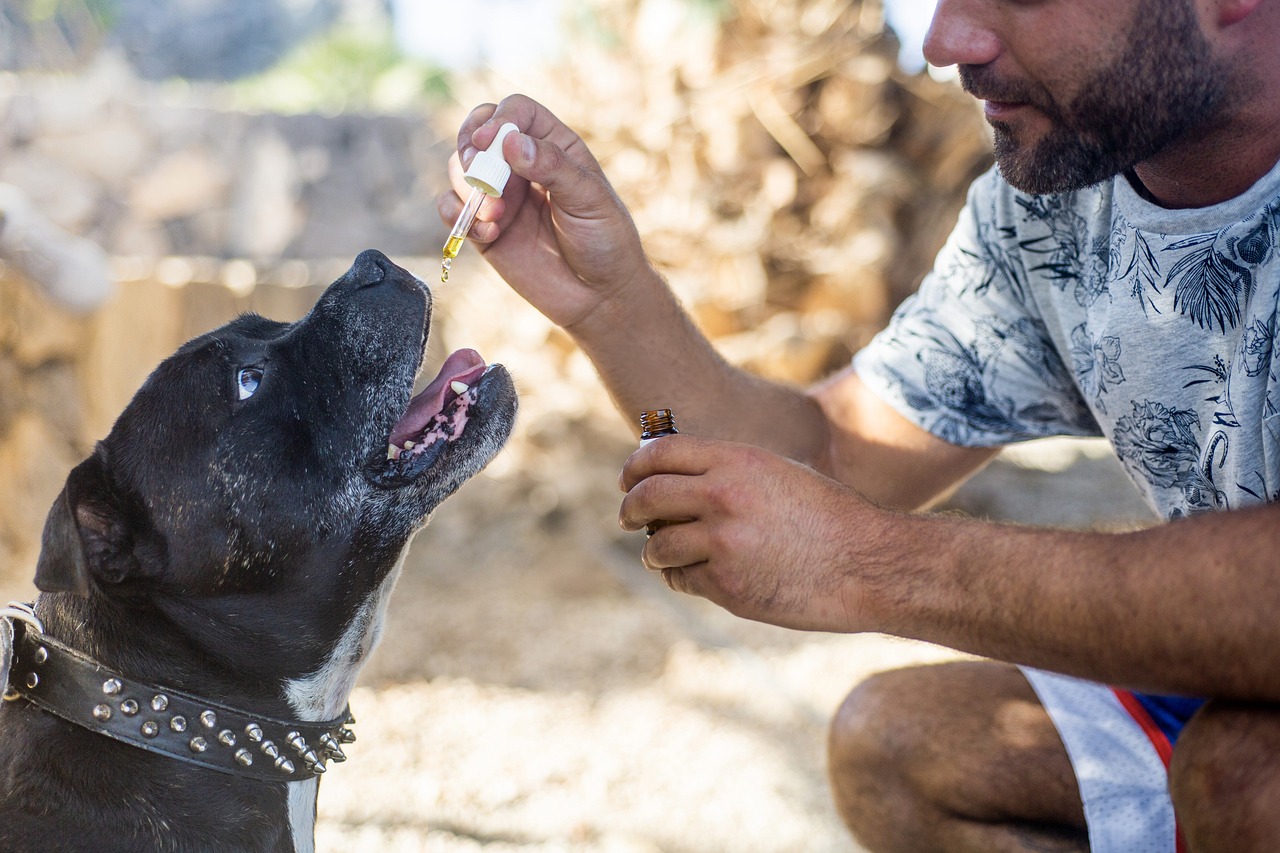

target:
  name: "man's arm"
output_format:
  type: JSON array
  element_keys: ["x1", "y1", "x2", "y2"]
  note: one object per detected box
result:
[
  {"x1": 621, "y1": 430, "x2": 1280, "y2": 703},
  {"x1": 896, "y1": 499, "x2": 1280, "y2": 701},
  {"x1": 439, "y1": 96, "x2": 823, "y2": 453},
  {"x1": 808, "y1": 366, "x2": 999, "y2": 509},
  {"x1": 445, "y1": 95, "x2": 1280, "y2": 705},
  {"x1": 441, "y1": 95, "x2": 988, "y2": 494},
  {"x1": 443, "y1": 96, "x2": 997, "y2": 506}
]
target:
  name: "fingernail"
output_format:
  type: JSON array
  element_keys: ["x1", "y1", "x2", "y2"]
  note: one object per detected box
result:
[
  {"x1": 518, "y1": 134, "x2": 535, "y2": 164},
  {"x1": 461, "y1": 145, "x2": 478, "y2": 166}
]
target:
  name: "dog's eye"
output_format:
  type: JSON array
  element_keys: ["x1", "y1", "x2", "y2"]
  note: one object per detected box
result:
[{"x1": 237, "y1": 367, "x2": 264, "y2": 401}]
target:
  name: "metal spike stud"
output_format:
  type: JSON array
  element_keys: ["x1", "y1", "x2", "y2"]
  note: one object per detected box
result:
[
  {"x1": 301, "y1": 748, "x2": 324, "y2": 770},
  {"x1": 286, "y1": 732, "x2": 307, "y2": 754},
  {"x1": 33, "y1": 647, "x2": 47, "y2": 665},
  {"x1": 336, "y1": 727, "x2": 356, "y2": 744},
  {"x1": 92, "y1": 704, "x2": 112, "y2": 722},
  {"x1": 141, "y1": 721, "x2": 159, "y2": 738},
  {"x1": 189, "y1": 737, "x2": 208, "y2": 754},
  {"x1": 218, "y1": 729, "x2": 236, "y2": 747},
  {"x1": 151, "y1": 694, "x2": 169, "y2": 712},
  {"x1": 235, "y1": 748, "x2": 253, "y2": 767},
  {"x1": 169, "y1": 716, "x2": 187, "y2": 733},
  {"x1": 245, "y1": 723, "x2": 263, "y2": 742},
  {"x1": 274, "y1": 756, "x2": 296, "y2": 774},
  {"x1": 120, "y1": 699, "x2": 139, "y2": 716},
  {"x1": 25, "y1": 673, "x2": 38, "y2": 689},
  {"x1": 199, "y1": 710, "x2": 217, "y2": 728},
  {"x1": 260, "y1": 741, "x2": 279, "y2": 760},
  {"x1": 102, "y1": 678, "x2": 122, "y2": 695},
  {"x1": 319, "y1": 732, "x2": 347, "y2": 762}
]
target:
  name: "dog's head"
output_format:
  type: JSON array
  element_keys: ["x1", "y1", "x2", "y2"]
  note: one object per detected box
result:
[{"x1": 32, "y1": 250, "x2": 516, "y2": 696}]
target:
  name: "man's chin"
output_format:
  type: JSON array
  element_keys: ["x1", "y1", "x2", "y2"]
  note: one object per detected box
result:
[{"x1": 993, "y1": 129, "x2": 1117, "y2": 196}]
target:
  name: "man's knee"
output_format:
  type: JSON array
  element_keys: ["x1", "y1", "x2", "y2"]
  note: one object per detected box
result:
[
  {"x1": 829, "y1": 666, "x2": 931, "y2": 778},
  {"x1": 1170, "y1": 701, "x2": 1280, "y2": 851},
  {"x1": 828, "y1": 666, "x2": 930, "y2": 848}
]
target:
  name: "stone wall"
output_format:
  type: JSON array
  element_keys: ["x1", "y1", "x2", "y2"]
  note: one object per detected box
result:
[{"x1": 0, "y1": 57, "x2": 452, "y2": 261}]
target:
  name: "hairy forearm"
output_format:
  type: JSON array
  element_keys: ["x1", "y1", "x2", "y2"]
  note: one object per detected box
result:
[
  {"x1": 867, "y1": 502, "x2": 1280, "y2": 701},
  {"x1": 566, "y1": 265, "x2": 832, "y2": 465}
]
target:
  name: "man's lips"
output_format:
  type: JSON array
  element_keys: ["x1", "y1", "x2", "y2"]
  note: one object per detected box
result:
[{"x1": 982, "y1": 99, "x2": 1031, "y2": 121}]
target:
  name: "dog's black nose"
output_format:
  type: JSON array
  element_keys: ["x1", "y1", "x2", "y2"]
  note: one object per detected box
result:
[{"x1": 353, "y1": 249, "x2": 391, "y2": 285}]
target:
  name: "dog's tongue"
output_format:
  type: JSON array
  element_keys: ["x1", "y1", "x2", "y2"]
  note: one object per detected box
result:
[{"x1": 389, "y1": 348, "x2": 487, "y2": 447}]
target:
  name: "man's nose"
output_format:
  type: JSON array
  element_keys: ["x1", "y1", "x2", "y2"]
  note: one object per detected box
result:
[{"x1": 922, "y1": 0, "x2": 1001, "y2": 69}]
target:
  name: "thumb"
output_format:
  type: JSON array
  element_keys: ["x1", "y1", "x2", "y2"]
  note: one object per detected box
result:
[{"x1": 501, "y1": 131, "x2": 622, "y2": 220}]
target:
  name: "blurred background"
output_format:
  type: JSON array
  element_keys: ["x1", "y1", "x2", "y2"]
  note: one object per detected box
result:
[{"x1": 0, "y1": 1, "x2": 1156, "y2": 850}]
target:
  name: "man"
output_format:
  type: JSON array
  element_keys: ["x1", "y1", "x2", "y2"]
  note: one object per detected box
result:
[{"x1": 437, "y1": 0, "x2": 1280, "y2": 849}]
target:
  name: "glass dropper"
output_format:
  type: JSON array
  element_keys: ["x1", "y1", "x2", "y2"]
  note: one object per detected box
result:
[
  {"x1": 440, "y1": 122, "x2": 520, "y2": 283},
  {"x1": 441, "y1": 187, "x2": 485, "y2": 282}
]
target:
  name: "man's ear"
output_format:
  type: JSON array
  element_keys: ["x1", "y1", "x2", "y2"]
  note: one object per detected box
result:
[{"x1": 34, "y1": 454, "x2": 142, "y2": 595}]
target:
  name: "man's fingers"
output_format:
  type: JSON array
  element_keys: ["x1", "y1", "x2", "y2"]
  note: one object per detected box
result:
[
  {"x1": 657, "y1": 563, "x2": 707, "y2": 597},
  {"x1": 500, "y1": 131, "x2": 618, "y2": 224},
  {"x1": 620, "y1": 434, "x2": 715, "y2": 491},
  {"x1": 461, "y1": 95, "x2": 610, "y2": 222},
  {"x1": 619, "y1": 482, "x2": 697, "y2": 534},
  {"x1": 660, "y1": 567, "x2": 685, "y2": 593},
  {"x1": 474, "y1": 95, "x2": 594, "y2": 166},
  {"x1": 457, "y1": 102, "x2": 497, "y2": 160}
]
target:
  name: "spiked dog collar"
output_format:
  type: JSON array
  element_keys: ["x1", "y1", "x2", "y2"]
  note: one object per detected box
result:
[{"x1": 1, "y1": 605, "x2": 354, "y2": 782}]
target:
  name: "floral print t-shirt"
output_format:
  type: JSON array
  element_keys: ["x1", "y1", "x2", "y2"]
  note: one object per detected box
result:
[
  {"x1": 855, "y1": 161, "x2": 1280, "y2": 522},
  {"x1": 854, "y1": 159, "x2": 1280, "y2": 742}
]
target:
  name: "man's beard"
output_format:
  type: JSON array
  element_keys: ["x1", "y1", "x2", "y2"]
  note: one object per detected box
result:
[{"x1": 961, "y1": 0, "x2": 1231, "y2": 195}]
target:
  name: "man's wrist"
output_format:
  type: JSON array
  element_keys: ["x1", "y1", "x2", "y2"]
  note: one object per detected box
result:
[{"x1": 565, "y1": 263, "x2": 683, "y2": 356}]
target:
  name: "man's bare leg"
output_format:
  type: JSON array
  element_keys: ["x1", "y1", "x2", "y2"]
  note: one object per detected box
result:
[
  {"x1": 1171, "y1": 700, "x2": 1280, "y2": 851},
  {"x1": 828, "y1": 660, "x2": 1087, "y2": 853}
]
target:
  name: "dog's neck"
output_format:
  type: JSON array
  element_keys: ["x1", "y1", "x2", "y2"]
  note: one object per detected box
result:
[
  {"x1": 8, "y1": 555, "x2": 407, "y2": 852},
  {"x1": 281, "y1": 560, "x2": 405, "y2": 849},
  {"x1": 283, "y1": 562, "x2": 403, "y2": 722},
  {"x1": 36, "y1": 592, "x2": 300, "y2": 720}
]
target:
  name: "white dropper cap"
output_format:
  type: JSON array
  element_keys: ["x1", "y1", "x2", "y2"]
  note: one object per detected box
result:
[{"x1": 464, "y1": 122, "x2": 520, "y2": 198}]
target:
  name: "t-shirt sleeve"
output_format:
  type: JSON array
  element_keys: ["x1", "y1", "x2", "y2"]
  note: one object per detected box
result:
[{"x1": 853, "y1": 169, "x2": 1101, "y2": 447}]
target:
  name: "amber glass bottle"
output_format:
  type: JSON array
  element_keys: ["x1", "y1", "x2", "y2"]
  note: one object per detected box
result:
[
  {"x1": 639, "y1": 408, "x2": 678, "y2": 445},
  {"x1": 638, "y1": 409, "x2": 678, "y2": 534}
]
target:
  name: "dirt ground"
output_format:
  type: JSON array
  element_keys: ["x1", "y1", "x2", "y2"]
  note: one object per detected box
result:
[{"x1": 0, "y1": 272, "x2": 1159, "y2": 852}]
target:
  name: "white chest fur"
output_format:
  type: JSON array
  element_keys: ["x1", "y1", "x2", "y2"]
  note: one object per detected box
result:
[{"x1": 281, "y1": 551, "x2": 406, "y2": 851}]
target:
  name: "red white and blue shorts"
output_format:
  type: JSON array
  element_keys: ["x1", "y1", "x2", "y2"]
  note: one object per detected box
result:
[{"x1": 1021, "y1": 668, "x2": 1205, "y2": 853}]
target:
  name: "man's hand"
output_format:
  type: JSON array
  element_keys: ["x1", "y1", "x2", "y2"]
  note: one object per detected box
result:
[
  {"x1": 619, "y1": 434, "x2": 890, "y2": 633},
  {"x1": 437, "y1": 94, "x2": 656, "y2": 332}
]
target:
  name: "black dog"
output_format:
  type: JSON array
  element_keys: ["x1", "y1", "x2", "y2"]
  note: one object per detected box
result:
[{"x1": 0, "y1": 250, "x2": 517, "y2": 851}]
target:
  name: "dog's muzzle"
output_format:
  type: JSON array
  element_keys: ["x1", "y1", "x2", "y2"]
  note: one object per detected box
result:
[{"x1": 2, "y1": 603, "x2": 355, "y2": 782}]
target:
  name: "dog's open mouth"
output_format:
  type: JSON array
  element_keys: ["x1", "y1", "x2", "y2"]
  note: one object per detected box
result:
[{"x1": 383, "y1": 348, "x2": 499, "y2": 472}]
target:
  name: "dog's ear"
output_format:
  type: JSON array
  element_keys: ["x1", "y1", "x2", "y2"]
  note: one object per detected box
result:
[{"x1": 34, "y1": 454, "x2": 142, "y2": 595}]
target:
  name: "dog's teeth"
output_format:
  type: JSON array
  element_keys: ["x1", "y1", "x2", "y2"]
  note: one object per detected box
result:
[
  {"x1": 387, "y1": 445, "x2": 400, "y2": 460},
  {"x1": 402, "y1": 440, "x2": 415, "y2": 450},
  {"x1": 450, "y1": 380, "x2": 469, "y2": 395}
]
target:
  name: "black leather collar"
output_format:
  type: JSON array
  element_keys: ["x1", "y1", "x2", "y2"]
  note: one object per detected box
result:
[{"x1": 3, "y1": 612, "x2": 355, "y2": 783}]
